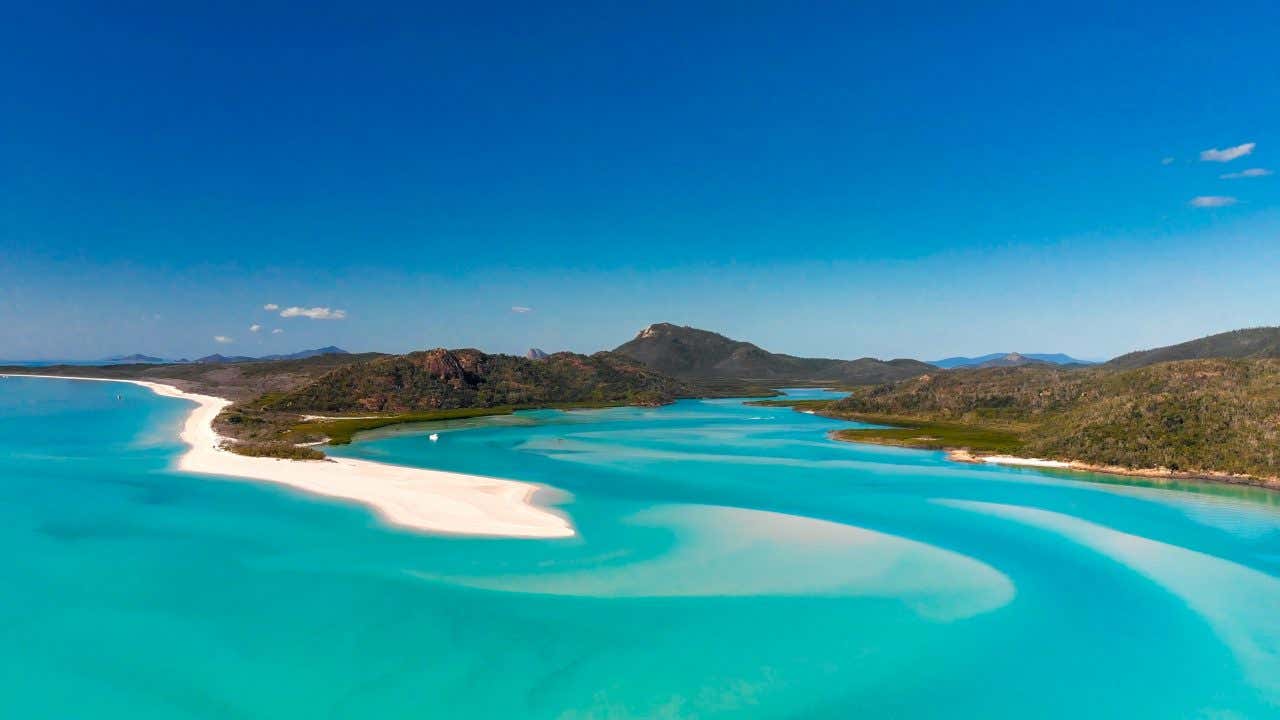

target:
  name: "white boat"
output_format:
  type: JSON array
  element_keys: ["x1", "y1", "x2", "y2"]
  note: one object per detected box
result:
[{"x1": 429, "y1": 433, "x2": 439, "y2": 442}]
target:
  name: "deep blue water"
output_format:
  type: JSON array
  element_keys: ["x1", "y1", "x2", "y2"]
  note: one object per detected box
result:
[{"x1": 3, "y1": 378, "x2": 1280, "y2": 718}]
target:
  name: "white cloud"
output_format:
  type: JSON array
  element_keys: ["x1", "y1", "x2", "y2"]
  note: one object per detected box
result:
[
  {"x1": 1200, "y1": 142, "x2": 1255, "y2": 162},
  {"x1": 1220, "y1": 168, "x2": 1273, "y2": 180},
  {"x1": 271, "y1": 328, "x2": 284, "y2": 334},
  {"x1": 1190, "y1": 195, "x2": 1238, "y2": 208},
  {"x1": 280, "y1": 306, "x2": 347, "y2": 320},
  {"x1": 1161, "y1": 157, "x2": 1175, "y2": 165},
  {"x1": 214, "y1": 335, "x2": 234, "y2": 344},
  {"x1": 511, "y1": 306, "x2": 533, "y2": 313},
  {"x1": 249, "y1": 324, "x2": 262, "y2": 333},
  {"x1": 263, "y1": 303, "x2": 279, "y2": 311}
]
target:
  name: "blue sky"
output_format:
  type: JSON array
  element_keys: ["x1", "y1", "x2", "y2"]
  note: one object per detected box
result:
[{"x1": 2, "y1": 2, "x2": 1278, "y2": 361}]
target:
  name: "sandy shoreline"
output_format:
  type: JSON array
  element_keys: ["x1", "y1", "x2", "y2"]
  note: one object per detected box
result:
[
  {"x1": 945, "y1": 448, "x2": 1280, "y2": 490},
  {"x1": 9, "y1": 374, "x2": 575, "y2": 538}
]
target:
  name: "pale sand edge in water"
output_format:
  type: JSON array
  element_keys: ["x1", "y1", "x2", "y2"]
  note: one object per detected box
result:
[
  {"x1": 8, "y1": 374, "x2": 575, "y2": 538},
  {"x1": 945, "y1": 448, "x2": 1280, "y2": 489}
]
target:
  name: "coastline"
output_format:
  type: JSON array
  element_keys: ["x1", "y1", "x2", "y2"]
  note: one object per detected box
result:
[
  {"x1": 945, "y1": 448, "x2": 1280, "y2": 490},
  {"x1": 824, "y1": 429, "x2": 1280, "y2": 490},
  {"x1": 9, "y1": 374, "x2": 575, "y2": 538}
]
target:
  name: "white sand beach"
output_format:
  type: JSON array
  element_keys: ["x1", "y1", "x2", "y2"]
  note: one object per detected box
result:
[
  {"x1": 980, "y1": 455, "x2": 1072, "y2": 469},
  {"x1": 12, "y1": 375, "x2": 575, "y2": 538}
]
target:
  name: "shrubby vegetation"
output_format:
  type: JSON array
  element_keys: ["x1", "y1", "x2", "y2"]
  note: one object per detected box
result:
[
  {"x1": 208, "y1": 349, "x2": 713, "y2": 448},
  {"x1": 1106, "y1": 326, "x2": 1280, "y2": 369},
  {"x1": 615, "y1": 322, "x2": 933, "y2": 384},
  {"x1": 293, "y1": 407, "x2": 517, "y2": 445},
  {"x1": 224, "y1": 441, "x2": 326, "y2": 461},
  {"x1": 261, "y1": 349, "x2": 691, "y2": 413},
  {"x1": 824, "y1": 359, "x2": 1280, "y2": 480}
]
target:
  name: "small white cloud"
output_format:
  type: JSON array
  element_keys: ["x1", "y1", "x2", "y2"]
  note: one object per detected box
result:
[
  {"x1": 1220, "y1": 168, "x2": 1273, "y2": 180},
  {"x1": 511, "y1": 306, "x2": 533, "y2": 313},
  {"x1": 249, "y1": 324, "x2": 262, "y2": 333},
  {"x1": 280, "y1": 306, "x2": 347, "y2": 320},
  {"x1": 1190, "y1": 195, "x2": 1238, "y2": 208},
  {"x1": 263, "y1": 303, "x2": 279, "y2": 311},
  {"x1": 214, "y1": 335, "x2": 234, "y2": 344},
  {"x1": 1161, "y1": 157, "x2": 1175, "y2": 165},
  {"x1": 271, "y1": 328, "x2": 284, "y2": 334},
  {"x1": 1200, "y1": 142, "x2": 1255, "y2": 162}
]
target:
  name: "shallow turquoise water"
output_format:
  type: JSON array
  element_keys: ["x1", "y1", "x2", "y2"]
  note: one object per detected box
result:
[{"x1": 4, "y1": 378, "x2": 1280, "y2": 718}]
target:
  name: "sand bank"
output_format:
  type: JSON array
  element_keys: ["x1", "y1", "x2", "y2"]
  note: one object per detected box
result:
[
  {"x1": 979, "y1": 455, "x2": 1072, "y2": 468},
  {"x1": 10, "y1": 375, "x2": 575, "y2": 538},
  {"x1": 945, "y1": 448, "x2": 1280, "y2": 490}
]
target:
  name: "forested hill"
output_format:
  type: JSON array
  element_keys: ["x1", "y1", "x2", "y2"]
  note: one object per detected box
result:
[
  {"x1": 615, "y1": 323, "x2": 933, "y2": 384},
  {"x1": 260, "y1": 348, "x2": 690, "y2": 413},
  {"x1": 1107, "y1": 327, "x2": 1280, "y2": 369},
  {"x1": 823, "y1": 359, "x2": 1280, "y2": 482}
]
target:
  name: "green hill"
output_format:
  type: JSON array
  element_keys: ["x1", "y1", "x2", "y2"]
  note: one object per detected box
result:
[
  {"x1": 615, "y1": 323, "x2": 933, "y2": 384},
  {"x1": 1106, "y1": 327, "x2": 1280, "y2": 369},
  {"x1": 261, "y1": 348, "x2": 689, "y2": 413},
  {"x1": 820, "y1": 359, "x2": 1280, "y2": 482}
]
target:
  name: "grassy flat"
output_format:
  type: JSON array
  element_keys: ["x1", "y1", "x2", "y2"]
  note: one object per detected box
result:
[
  {"x1": 291, "y1": 400, "x2": 659, "y2": 445},
  {"x1": 830, "y1": 415, "x2": 1026, "y2": 454},
  {"x1": 291, "y1": 407, "x2": 518, "y2": 445}
]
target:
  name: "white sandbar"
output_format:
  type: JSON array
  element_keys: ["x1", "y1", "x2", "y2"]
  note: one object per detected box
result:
[
  {"x1": 11, "y1": 375, "x2": 575, "y2": 538},
  {"x1": 981, "y1": 455, "x2": 1072, "y2": 468}
]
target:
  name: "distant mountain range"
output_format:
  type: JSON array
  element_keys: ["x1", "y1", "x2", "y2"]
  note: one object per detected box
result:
[
  {"x1": 196, "y1": 346, "x2": 350, "y2": 364},
  {"x1": 614, "y1": 323, "x2": 934, "y2": 385},
  {"x1": 103, "y1": 353, "x2": 167, "y2": 363},
  {"x1": 259, "y1": 346, "x2": 349, "y2": 361},
  {"x1": 1106, "y1": 327, "x2": 1280, "y2": 369},
  {"x1": 930, "y1": 352, "x2": 1095, "y2": 369},
  {"x1": 93, "y1": 346, "x2": 352, "y2": 365}
]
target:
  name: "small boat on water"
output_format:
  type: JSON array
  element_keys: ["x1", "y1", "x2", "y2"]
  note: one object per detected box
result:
[{"x1": 428, "y1": 433, "x2": 439, "y2": 442}]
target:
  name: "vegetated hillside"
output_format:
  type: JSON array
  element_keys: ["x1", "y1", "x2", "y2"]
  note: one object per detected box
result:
[
  {"x1": 1107, "y1": 327, "x2": 1280, "y2": 369},
  {"x1": 615, "y1": 323, "x2": 932, "y2": 384},
  {"x1": 826, "y1": 359, "x2": 1280, "y2": 480},
  {"x1": 261, "y1": 348, "x2": 690, "y2": 413},
  {"x1": 0, "y1": 353, "x2": 384, "y2": 401}
]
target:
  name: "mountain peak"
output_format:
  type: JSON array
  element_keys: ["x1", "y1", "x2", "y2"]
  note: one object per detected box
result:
[
  {"x1": 104, "y1": 353, "x2": 165, "y2": 363},
  {"x1": 617, "y1": 324, "x2": 931, "y2": 384},
  {"x1": 635, "y1": 322, "x2": 711, "y2": 340}
]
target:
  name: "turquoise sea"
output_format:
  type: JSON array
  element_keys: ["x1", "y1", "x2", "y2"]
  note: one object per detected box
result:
[{"x1": 4, "y1": 378, "x2": 1280, "y2": 718}]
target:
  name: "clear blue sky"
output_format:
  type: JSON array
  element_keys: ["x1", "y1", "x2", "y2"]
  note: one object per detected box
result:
[{"x1": 3, "y1": 2, "x2": 1278, "y2": 361}]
